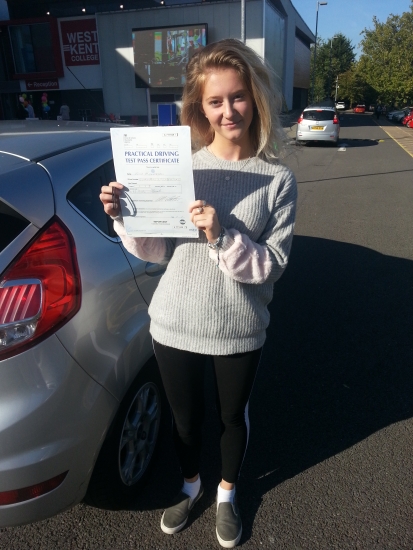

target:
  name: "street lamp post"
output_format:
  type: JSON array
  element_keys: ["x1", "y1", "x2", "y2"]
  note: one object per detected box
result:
[
  {"x1": 241, "y1": 0, "x2": 246, "y2": 43},
  {"x1": 327, "y1": 36, "x2": 337, "y2": 100},
  {"x1": 310, "y1": 1, "x2": 327, "y2": 104}
]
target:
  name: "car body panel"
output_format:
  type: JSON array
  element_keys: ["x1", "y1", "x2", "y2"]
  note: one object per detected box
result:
[
  {"x1": 40, "y1": 142, "x2": 157, "y2": 401},
  {"x1": 0, "y1": 335, "x2": 117, "y2": 527},
  {"x1": 0, "y1": 152, "x2": 29, "y2": 176},
  {"x1": 0, "y1": 120, "x2": 115, "y2": 161},
  {"x1": 54, "y1": 221, "x2": 153, "y2": 401},
  {"x1": 127, "y1": 256, "x2": 167, "y2": 306},
  {"x1": 353, "y1": 105, "x2": 366, "y2": 113}
]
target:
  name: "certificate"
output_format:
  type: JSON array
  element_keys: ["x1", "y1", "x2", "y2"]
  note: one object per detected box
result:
[{"x1": 110, "y1": 126, "x2": 198, "y2": 238}]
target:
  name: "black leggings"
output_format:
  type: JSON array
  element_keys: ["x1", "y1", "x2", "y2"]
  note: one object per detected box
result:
[{"x1": 153, "y1": 340, "x2": 261, "y2": 484}]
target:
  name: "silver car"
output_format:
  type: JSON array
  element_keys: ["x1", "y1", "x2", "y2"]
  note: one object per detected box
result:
[
  {"x1": 386, "y1": 108, "x2": 407, "y2": 121},
  {"x1": 296, "y1": 105, "x2": 340, "y2": 145},
  {"x1": 392, "y1": 108, "x2": 412, "y2": 123},
  {"x1": 0, "y1": 120, "x2": 166, "y2": 527}
]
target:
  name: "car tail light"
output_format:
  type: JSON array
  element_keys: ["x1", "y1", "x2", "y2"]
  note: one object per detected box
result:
[
  {"x1": 0, "y1": 471, "x2": 68, "y2": 505},
  {"x1": 297, "y1": 113, "x2": 303, "y2": 123},
  {"x1": 0, "y1": 218, "x2": 80, "y2": 360},
  {"x1": 333, "y1": 114, "x2": 339, "y2": 124}
]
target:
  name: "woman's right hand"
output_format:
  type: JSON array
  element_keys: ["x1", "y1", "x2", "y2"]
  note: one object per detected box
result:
[{"x1": 100, "y1": 182, "x2": 124, "y2": 217}]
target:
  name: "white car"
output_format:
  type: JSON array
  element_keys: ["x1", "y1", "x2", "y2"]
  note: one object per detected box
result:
[
  {"x1": 296, "y1": 105, "x2": 340, "y2": 146},
  {"x1": 335, "y1": 102, "x2": 346, "y2": 110}
]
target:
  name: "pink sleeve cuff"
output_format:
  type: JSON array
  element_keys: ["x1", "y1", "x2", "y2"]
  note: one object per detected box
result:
[
  {"x1": 113, "y1": 219, "x2": 167, "y2": 263},
  {"x1": 208, "y1": 228, "x2": 272, "y2": 284}
]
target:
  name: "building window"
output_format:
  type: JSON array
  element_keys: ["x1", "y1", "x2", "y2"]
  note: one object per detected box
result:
[{"x1": 9, "y1": 23, "x2": 56, "y2": 74}]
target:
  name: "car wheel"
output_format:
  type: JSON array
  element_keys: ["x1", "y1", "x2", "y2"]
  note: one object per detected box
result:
[{"x1": 85, "y1": 358, "x2": 164, "y2": 509}]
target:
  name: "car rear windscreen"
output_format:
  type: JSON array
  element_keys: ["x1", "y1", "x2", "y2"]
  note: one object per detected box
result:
[
  {"x1": 303, "y1": 110, "x2": 335, "y2": 121},
  {"x1": 0, "y1": 201, "x2": 30, "y2": 253}
]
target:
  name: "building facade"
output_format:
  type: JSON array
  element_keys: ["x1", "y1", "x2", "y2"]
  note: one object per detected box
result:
[{"x1": 0, "y1": 0, "x2": 314, "y2": 122}]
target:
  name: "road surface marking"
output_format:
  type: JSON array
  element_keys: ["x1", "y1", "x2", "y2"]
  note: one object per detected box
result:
[{"x1": 373, "y1": 120, "x2": 413, "y2": 158}]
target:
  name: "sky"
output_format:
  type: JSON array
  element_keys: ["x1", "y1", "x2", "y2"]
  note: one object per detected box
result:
[{"x1": 291, "y1": 0, "x2": 413, "y2": 58}]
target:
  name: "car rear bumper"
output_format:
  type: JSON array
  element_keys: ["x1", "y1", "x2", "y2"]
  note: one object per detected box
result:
[
  {"x1": 0, "y1": 335, "x2": 117, "y2": 527},
  {"x1": 296, "y1": 129, "x2": 339, "y2": 142}
]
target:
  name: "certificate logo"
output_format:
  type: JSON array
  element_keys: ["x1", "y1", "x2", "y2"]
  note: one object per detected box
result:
[{"x1": 180, "y1": 219, "x2": 185, "y2": 225}]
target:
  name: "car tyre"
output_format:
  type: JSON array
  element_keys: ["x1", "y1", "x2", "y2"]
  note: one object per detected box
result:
[{"x1": 85, "y1": 357, "x2": 164, "y2": 509}]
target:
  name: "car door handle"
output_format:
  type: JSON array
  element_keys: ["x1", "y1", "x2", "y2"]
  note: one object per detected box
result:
[{"x1": 145, "y1": 262, "x2": 167, "y2": 276}]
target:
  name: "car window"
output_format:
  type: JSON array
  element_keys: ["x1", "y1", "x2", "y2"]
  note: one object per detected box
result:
[
  {"x1": 303, "y1": 110, "x2": 335, "y2": 121},
  {"x1": 67, "y1": 161, "x2": 117, "y2": 238},
  {"x1": 0, "y1": 200, "x2": 30, "y2": 253},
  {"x1": 103, "y1": 160, "x2": 116, "y2": 184}
]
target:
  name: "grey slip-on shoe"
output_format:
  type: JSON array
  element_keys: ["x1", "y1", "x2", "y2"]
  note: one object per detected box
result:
[
  {"x1": 160, "y1": 484, "x2": 204, "y2": 534},
  {"x1": 216, "y1": 499, "x2": 242, "y2": 548}
]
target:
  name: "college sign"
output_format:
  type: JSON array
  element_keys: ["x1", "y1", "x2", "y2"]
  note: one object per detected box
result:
[{"x1": 60, "y1": 18, "x2": 100, "y2": 66}]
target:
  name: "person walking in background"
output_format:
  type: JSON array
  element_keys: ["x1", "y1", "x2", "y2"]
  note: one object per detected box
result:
[
  {"x1": 59, "y1": 101, "x2": 70, "y2": 120},
  {"x1": 375, "y1": 104, "x2": 382, "y2": 120},
  {"x1": 23, "y1": 98, "x2": 35, "y2": 118},
  {"x1": 100, "y1": 39, "x2": 297, "y2": 548}
]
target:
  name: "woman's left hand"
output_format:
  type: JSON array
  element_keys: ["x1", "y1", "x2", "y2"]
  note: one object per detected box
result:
[{"x1": 189, "y1": 200, "x2": 221, "y2": 243}]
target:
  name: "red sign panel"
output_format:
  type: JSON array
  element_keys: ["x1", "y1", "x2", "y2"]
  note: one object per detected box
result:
[
  {"x1": 25, "y1": 79, "x2": 60, "y2": 91},
  {"x1": 60, "y1": 18, "x2": 100, "y2": 66}
]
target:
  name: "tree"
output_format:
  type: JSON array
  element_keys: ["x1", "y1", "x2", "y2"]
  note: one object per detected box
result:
[
  {"x1": 358, "y1": 2, "x2": 413, "y2": 106},
  {"x1": 309, "y1": 38, "x2": 325, "y2": 102},
  {"x1": 310, "y1": 34, "x2": 356, "y2": 102},
  {"x1": 336, "y1": 67, "x2": 377, "y2": 106}
]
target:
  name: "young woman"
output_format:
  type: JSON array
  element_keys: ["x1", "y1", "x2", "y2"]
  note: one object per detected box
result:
[{"x1": 100, "y1": 38, "x2": 297, "y2": 548}]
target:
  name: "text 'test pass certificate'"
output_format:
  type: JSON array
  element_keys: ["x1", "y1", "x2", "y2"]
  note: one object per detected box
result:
[{"x1": 110, "y1": 126, "x2": 198, "y2": 238}]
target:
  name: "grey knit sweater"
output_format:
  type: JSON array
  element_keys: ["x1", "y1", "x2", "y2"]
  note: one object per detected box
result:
[{"x1": 114, "y1": 147, "x2": 297, "y2": 355}]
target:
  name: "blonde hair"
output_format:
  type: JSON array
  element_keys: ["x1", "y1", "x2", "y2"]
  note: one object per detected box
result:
[{"x1": 181, "y1": 38, "x2": 285, "y2": 160}]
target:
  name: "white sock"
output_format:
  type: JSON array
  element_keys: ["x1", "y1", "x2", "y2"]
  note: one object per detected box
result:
[
  {"x1": 217, "y1": 483, "x2": 235, "y2": 506},
  {"x1": 182, "y1": 476, "x2": 201, "y2": 502}
]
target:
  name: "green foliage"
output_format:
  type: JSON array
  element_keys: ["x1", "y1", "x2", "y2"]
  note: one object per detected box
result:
[
  {"x1": 336, "y1": 67, "x2": 377, "y2": 106},
  {"x1": 310, "y1": 34, "x2": 356, "y2": 102},
  {"x1": 309, "y1": 4, "x2": 413, "y2": 108},
  {"x1": 357, "y1": 2, "x2": 413, "y2": 106}
]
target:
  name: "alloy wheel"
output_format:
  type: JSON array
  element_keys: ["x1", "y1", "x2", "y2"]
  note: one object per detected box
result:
[{"x1": 118, "y1": 382, "x2": 161, "y2": 486}]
